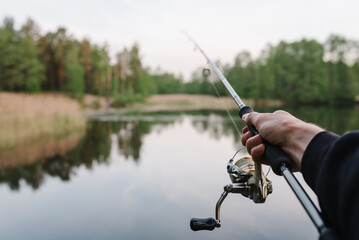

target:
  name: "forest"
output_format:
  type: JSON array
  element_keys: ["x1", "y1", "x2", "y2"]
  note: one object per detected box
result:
[{"x1": 0, "y1": 17, "x2": 358, "y2": 104}]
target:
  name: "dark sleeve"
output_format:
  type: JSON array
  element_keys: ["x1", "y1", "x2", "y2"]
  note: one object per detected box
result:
[{"x1": 301, "y1": 131, "x2": 359, "y2": 240}]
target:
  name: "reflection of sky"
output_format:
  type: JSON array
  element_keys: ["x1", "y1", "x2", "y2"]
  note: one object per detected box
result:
[{"x1": 0, "y1": 116, "x2": 317, "y2": 239}]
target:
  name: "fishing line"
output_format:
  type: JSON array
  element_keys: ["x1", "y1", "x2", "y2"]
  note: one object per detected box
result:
[
  {"x1": 230, "y1": 146, "x2": 246, "y2": 160},
  {"x1": 265, "y1": 166, "x2": 271, "y2": 177},
  {"x1": 230, "y1": 145, "x2": 271, "y2": 176},
  {"x1": 203, "y1": 62, "x2": 242, "y2": 137},
  {"x1": 202, "y1": 58, "x2": 270, "y2": 176}
]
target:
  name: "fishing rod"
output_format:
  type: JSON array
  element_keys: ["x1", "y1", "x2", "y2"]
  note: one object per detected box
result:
[{"x1": 183, "y1": 31, "x2": 337, "y2": 240}]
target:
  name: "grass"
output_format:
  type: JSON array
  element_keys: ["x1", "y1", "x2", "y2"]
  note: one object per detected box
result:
[{"x1": 0, "y1": 92, "x2": 86, "y2": 150}]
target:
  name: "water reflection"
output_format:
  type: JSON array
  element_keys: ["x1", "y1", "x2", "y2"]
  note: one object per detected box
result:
[
  {"x1": 190, "y1": 113, "x2": 242, "y2": 142},
  {"x1": 0, "y1": 132, "x2": 85, "y2": 190},
  {"x1": 0, "y1": 122, "x2": 109, "y2": 190},
  {"x1": 0, "y1": 106, "x2": 358, "y2": 240},
  {"x1": 116, "y1": 121, "x2": 154, "y2": 161},
  {"x1": 0, "y1": 119, "x2": 178, "y2": 190},
  {"x1": 0, "y1": 105, "x2": 358, "y2": 191}
]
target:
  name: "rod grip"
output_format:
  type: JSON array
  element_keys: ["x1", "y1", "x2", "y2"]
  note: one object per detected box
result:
[
  {"x1": 319, "y1": 227, "x2": 340, "y2": 240},
  {"x1": 239, "y1": 106, "x2": 293, "y2": 175},
  {"x1": 190, "y1": 218, "x2": 217, "y2": 231}
]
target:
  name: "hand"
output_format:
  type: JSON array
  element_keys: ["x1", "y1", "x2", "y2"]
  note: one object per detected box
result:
[{"x1": 240, "y1": 110, "x2": 324, "y2": 172}]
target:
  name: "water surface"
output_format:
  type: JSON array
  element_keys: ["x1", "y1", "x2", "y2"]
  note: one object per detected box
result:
[{"x1": 0, "y1": 106, "x2": 358, "y2": 240}]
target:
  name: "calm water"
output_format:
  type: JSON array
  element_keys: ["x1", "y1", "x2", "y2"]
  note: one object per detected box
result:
[{"x1": 0, "y1": 106, "x2": 358, "y2": 240}]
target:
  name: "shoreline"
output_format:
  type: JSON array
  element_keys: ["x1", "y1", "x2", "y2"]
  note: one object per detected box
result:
[
  {"x1": 121, "y1": 94, "x2": 284, "y2": 113},
  {"x1": 81, "y1": 93, "x2": 359, "y2": 116}
]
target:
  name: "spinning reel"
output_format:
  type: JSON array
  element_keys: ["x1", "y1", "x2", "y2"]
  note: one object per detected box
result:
[{"x1": 190, "y1": 155, "x2": 272, "y2": 231}]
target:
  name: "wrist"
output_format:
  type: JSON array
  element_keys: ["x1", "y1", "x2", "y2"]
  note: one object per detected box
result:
[{"x1": 284, "y1": 122, "x2": 324, "y2": 171}]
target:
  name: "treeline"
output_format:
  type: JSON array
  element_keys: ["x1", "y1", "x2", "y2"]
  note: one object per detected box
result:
[
  {"x1": 185, "y1": 37, "x2": 359, "y2": 104},
  {"x1": 0, "y1": 17, "x2": 182, "y2": 102},
  {"x1": 0, "y1": 17, "x2": 358, "y2": 104},
  {"x1": 139, "y1": 36, "x2": 359, "y2": 104},
  {"x1": 0, "y1": 17, "x2": 107, "y2": 96}
]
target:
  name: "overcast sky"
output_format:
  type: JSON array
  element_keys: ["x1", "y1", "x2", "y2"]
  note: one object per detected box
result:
[{"x1": 1, "y1": 0, "x2": 359, "y2": 80}]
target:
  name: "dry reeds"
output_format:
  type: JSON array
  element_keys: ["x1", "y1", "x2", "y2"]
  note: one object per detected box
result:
[{"x1": 0, "y1": 92, "x2": 86, "y2": 149}]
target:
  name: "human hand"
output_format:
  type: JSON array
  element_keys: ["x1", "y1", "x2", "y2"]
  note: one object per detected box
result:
[{"x1": 240, "y1": 110, "x2": 323, "y2": 172}]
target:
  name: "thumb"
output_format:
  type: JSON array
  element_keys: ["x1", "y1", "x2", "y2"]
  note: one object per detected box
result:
[{"x1": 242, "y1": 112, "x2": 258, "y2": 126}]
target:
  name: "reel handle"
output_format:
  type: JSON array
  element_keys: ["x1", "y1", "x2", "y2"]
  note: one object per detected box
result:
[
  {"x1": 239, "y1": 106, "x2": 293, "y2": 175},
  {"x1": 190, "y1": 218, "x2": 217, "y2": 231}
]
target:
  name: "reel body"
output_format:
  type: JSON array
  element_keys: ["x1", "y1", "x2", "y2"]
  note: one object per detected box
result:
[
  {"x1": 227, "y1": 156, "x2": 272, "y2": 203},
  {"x1": 190, "y1": 156, "x2": 272, "y2": 231}
]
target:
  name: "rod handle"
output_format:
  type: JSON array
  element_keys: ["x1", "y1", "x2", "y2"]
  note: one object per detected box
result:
[
  {"x1": 239, "y1": 106, "x2": 293, "y2": 175},
  {"x1": 190, "y1": 218, "x2": 217, "y2": 231},
  {"x1": 319, "y1": 227, "x2": 340, "y2": 240}
]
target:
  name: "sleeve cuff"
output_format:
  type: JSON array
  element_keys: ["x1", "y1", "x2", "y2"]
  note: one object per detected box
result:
[{"x1": 301, "y1": 131, "x2": 339, "y2": 191}]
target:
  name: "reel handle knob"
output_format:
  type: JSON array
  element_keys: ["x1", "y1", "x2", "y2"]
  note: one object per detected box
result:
[
  {"x1": 190, "y1": 217, "x2": 217, "y2": 231},
  {"x1": 239, "y1": 106, "x2": 293, "y2": 175}
]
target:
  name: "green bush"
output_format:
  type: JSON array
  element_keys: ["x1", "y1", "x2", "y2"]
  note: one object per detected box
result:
[
  {"x1": 111, "y1": 93, "x2": 144, "y2": 107},
  {"x1": 64, "y1": 65, "x2": 85, "y2": 99}
]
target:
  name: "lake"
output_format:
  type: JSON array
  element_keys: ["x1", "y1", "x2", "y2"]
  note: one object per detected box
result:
[{"x1": 0, "y1": 105, "x2": 358, "y2": 240}]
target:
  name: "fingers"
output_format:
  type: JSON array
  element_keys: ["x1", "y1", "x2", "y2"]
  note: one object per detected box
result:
[
  {"x1": 250, "y1": 144, "x2": 267, "y2": 165},
  {"x1": 241, "y1": 110, "x2": 295, "y2": 166},
  {"x1": 242, "y1": 134, "x2": 267, "y2": 164},
  {"x1": 242, "y1": 112, "x2": 260, "y2": 127},
  {"x1": 242, "y1": 126, "x2": 249, "y2": 134},
  {"x1": 241, "y1": 126, "x2": 252, "y2": 146},
  {"x1": 245, "y1": 134, "x2": 262, "y2": 154},
  {"x1": 241, "y1": 131, "x2": 267, "y2": 164}
]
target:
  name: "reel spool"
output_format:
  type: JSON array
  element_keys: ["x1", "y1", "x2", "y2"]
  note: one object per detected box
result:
[
  {"x1": 227, "y1": 156, "x2": 272, "y2": 202},
  {"x1": 227, "y1": 156, "x2": 255, "y2": 183}
]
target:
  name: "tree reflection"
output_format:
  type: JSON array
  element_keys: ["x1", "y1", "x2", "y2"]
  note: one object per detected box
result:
[
  {"x1": 117, "y1": 121, "x2": 143, "y2": 161},
  {"x1": 189, "y1": 111, "x2": 243, "y2": 142},
  {"x1": 0, "y1": 107, "x2": 357, "y2": 191},
  {"x1": 0, "y1": 163, "x2": 44, "y2": 190},
  {"x1": 0, "y1": 121, "x2": 112, "y2": 190},
  {"x1": 0, "y1": 119, "x2": 175, "y2": 190}
]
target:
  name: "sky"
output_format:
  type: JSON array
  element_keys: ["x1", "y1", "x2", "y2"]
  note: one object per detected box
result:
[{"x1": 1, "y1": 0, "x2": 359, "y2": 80}]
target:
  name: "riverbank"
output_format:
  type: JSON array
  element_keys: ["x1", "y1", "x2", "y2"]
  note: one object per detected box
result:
[
  {"x1": 122, "y1": 94, "x2": 284, "y2": 113},
  {"x1": 0, "y1": 92, "x2": 284, "y2": 150},
  {"x1": 0, "y1": 92, "x2": 357, "y2": 168}
]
